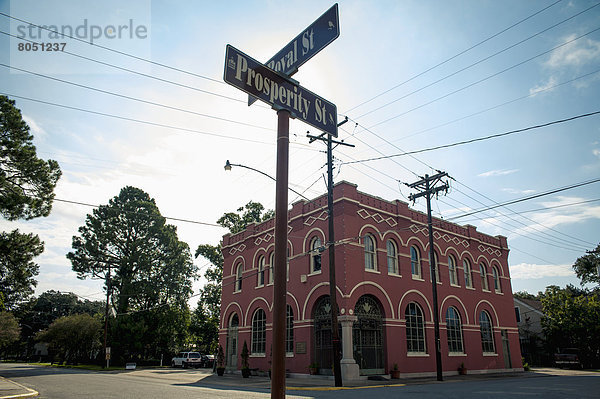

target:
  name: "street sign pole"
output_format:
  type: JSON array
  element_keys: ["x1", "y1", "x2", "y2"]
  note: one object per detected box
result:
[{"x1": 271, "y1": 109, "x2": 290, "y2": 399}]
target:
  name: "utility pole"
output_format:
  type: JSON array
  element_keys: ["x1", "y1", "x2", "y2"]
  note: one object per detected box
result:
[
  {"x1": 406, "y1": 171, "x2": 450, "y2": 382},
  {"x1": 103, "y1": 266, "x2": 111, "y2": 369},
  {"x1": 307, "y1": 117, "x2": 353, "y2": 387}
]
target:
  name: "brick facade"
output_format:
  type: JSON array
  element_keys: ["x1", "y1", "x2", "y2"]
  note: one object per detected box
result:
[{"x1": 219, "y1": 181, "x2": 522, "y2": 378}]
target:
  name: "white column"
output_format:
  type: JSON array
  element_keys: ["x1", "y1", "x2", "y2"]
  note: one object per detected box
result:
[{"x1": 338, "y1": 315, "x2": 360, "y2": 380}]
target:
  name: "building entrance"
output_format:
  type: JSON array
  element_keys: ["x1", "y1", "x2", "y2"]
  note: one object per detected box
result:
[{"x1": 353, "y1": 295, "x2": 385, "y2": 375}]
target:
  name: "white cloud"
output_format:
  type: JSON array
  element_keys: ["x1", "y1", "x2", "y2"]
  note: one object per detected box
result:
[
  {"x1": 501, "y1": 188, "x2": 536, "y2": 195},
  {"x1": 529, "y1": 76, "x2": 557, "y2": 96},
  {"x1": 22, "y1": 114, "x2": 47, "y2": 138},
  {"x1": 593, "y1": 149, "x2": 600, "y2": 158},
  {"x1": 478, "y1": 169, "x2": 519, "y2": 178},
  {"x1": 546, "y1": 35, "x2": 600, "y2": 69},
  {"x1": 510, "y1": 263, "x2": 574, "y2": 279}
]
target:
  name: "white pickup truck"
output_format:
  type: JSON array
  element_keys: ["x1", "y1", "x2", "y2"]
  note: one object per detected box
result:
[{"x1": 171, "y1": 352, "x2": 203, "y2": 368}]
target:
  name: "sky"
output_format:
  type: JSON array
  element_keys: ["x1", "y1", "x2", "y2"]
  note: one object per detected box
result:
[{"x1": 1, "y1": 0, "x2": 599, "y2": 307}]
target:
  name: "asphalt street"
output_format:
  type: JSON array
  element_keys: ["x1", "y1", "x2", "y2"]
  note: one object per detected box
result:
[{"x1": 1, "y1": 363, "x2": 599, "y2": 398}]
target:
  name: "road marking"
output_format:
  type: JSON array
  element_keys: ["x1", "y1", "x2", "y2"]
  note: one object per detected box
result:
[{"x1": 286, "y1": 383, "x2": 406, "y2": 391}]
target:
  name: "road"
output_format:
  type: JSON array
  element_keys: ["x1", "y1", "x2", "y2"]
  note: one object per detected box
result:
[{"x1": 1, "y1": 363, "x2": 599, "y2": 398}]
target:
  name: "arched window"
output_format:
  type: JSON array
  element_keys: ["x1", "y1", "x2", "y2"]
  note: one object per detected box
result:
[
  {"x1": 364, "y1": 234, "x2": 377, "y2": 270},
  {"x1": 410, "y1": 246, "x2": 422, "y2": 278},
  {"x1": 251, "y1": 308, "x2": 266, "y2": 355},
  {"x1": 463, "y1": 259, "x2": 472, "y2": 288},
  {"x1": 310, "y1": 236, "x2": 322, "y2": 273},
  {"x1": 446, "y1": 307, "x2": 464, "y2": 353},
  {"x1": 448, "y1": 255, "x2": 458, "y2": 286},
  {"x1": 257, "y1": 255, "x2": 265, "y2": 287},
  {"x1": 479, "y1": 310, "x2": 495, "y2": 353},
  {"x1": 387, "y1": 239, "x2": 399, "y2": 275},
  {"x1": 286, "y1": 305, "x2": 294, "y2": 354},
  {"x1": 235, "y1": 263, "x2": 243, "y2": 292},
  {"x1": 405, "y1": 302, "x2": 426, "y2": 353},
  {"x1": 492, "y1": 266, "x2": 501, "y2": 293},
  {"x1": 480, "y1": 263, "x2": 489, "y2": 291},
  {"x1": 268, "y1": 252, "x2": 275, "y2": 284}
]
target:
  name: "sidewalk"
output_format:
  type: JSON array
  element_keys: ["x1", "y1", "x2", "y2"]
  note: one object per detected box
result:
[{"x1": 0, "y1": 376, "x2": 38, "y2": 399}]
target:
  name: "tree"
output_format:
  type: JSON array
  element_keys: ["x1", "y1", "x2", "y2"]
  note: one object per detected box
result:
[
  {"x1": 573, "y1": 243, "x2": 600, "y2": 286},
  {"x1": 36, "y1": 313, "x2": 101, "y2": 365},
  {"x1": 191, "y1": 201, "x2": 273, "y2": 353},
  {"x1": 0, "y1": 96, "x2": 62, "y2": 311},
  {"x1": 540, "y1": 285, "x2": 600, "y2": 368},
  {"x1": 0, "y1": 311, "x2": 20, "y2": 351},
  {"x1": 0, "y1": 96, "x2": 61, "y2": 220},
  {"x1": 67, "y1": 186, "x2": 197, "y2": 362},
  {"x1": 0, "y1": 230, "x2": 43, "y2": 310}
]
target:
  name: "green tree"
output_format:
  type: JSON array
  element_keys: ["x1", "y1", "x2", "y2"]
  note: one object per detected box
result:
[
  {"x1": 0, "y1": 95, "x2": 61, "y2": 220},
  {"x1": 540, "y1": 285, "x2": 600, "y2": 368},
  {"x1": 0, "y1": 230, "x2": 44, "y2": 310},
  {"x1": 0, "y1": 311, "x2": 20, "y2": 351},
  {"x1": 67, "y1": 186, "x2": 197, "y2": 362},
  {"x1": 573, "y1": 243, "x2": 600, "y2": 286},
  {"x1": 192, "y1": 201, "x2": 272, "y2": 353},
  {"x1": 36, "y1": 313, "x2": 101, "y2": 365},
  {"x1": 0, "y1": 96, "x2": 62, "y2": 311}
]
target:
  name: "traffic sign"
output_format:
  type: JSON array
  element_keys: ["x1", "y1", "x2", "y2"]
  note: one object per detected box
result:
[
  {"x1": 225, "y1": 44, "x2": 337, "y2": 136},
  {"x1": 248, "y1": 3, "x2": 340, "y2": 106}
]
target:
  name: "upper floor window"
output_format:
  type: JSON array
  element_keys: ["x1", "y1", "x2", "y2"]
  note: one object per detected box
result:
[
  {"x1": 364, "y1": 234, "x2": 377, "y2": 270},
  {"x1": 257, "y1": 255, "x2": 265, "y2": 287},
  {"x1": 251, "y1": 308, "x2": 266, "y2": 355},
  {"x1": 480, "y1": 263, "x2": 489, "y2": 291},
  {"x1": 405, "y1": 302, "x2": 426, "y2": 353},
  {"x1": 448, "y1": 255, "x2": 458, "y2": 286},
  {"x1": 463, "y1": 259, "x2": 472, "y2": 288},
  {"x1": 235, "y1": 263, "x2": 243, "y2": 292},
  {"x1": 310, "y1": 236, "x2": 322, "y2": 273},
  {"x1": 479, "y1": 310, "x2": 495, "y2": 353},
  {"x1": 269, "y1": 252, "x2": 274, "y2": 284},
  {"x1": 410, "y1": 246, "x2": 422, "y2": 278},
  {"x1": 492, "y1": 266, "x2": 501, "y2": 293},
  {"x1": 387, "y1": 239, "x2": 399, "y2": 275}
]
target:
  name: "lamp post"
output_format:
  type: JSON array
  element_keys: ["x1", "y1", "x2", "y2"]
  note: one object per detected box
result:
[{"x1": 224, "y1": 161, "x2": 308, "y2": 201}]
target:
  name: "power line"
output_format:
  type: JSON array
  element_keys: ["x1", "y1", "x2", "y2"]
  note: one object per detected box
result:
[
  {"x1": 342, "y1": 110, "x2": 600, "y2": 165},
  {"x1": 54, "y1": 198, "x2": 223, "y2": 228},
  {"x1": 0, "y1": 63, "x2": 273, "y2": 132},
  {"x1": 344, "y1": 0, "x2": 564, "y2": 113},
  {"x1": 447, "y1": 178, "x2": 600, "y2": 221},
  {"x1": 355, "y1": 2, "x2": 599, "y2": 120},
  {"x1": 366, "y1": 26, "x2": 600, "y2": 129},
  {"x1": 0, "y1": 12, "x2": 223, "y2": 85}
]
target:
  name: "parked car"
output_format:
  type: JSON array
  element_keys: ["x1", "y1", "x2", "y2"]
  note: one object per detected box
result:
[
  {"x1": 554, "y1": 348, "x2": 582, "y2": 369},
  {"x1": 171, "y1": 352, "x2": 203, "y2": 368},
  {"x1": 201, "y1": 354, "x2": 215, "y2": 368}
]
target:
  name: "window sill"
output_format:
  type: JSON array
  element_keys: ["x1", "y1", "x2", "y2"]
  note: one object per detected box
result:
[
  {"x1": 448, "y1": 352, "x2": 466, "y2": 357},
  {"x1": 407, "y1": 352, "x2": 429, "y2": 357},
  {"x1": 255, "y1": 285, "x2": 264, "y2": 289},
  {"x1": 495, "y1": 290, "x2": 503, "y2": 295},
  {"x1": 412, "y1": 276, "x2": 424, "y2": 281},
  {"x1": 249, "y1": 354, "x2": 266, "y2": 358},
  {"x1": 482, "y1": 289, "x2": 491, "y2": 293},
  {"x1": 466, "y1": 286, "x2": 475, "y2": 290},
  {"x1": 308, "y1": 270, "x2": 322, "y2": 277},
  {"x1": 233, "y1": 290, "x2": 241, "y2": 294},
  {"x1": 482, "y1": 352, "x2": 498, "y2": 357},
  {"x1": 450, "y1": 283, "x2": 461, "y2": 288},
  {"x1": 365, "y1": 269, "x2": 380, "y2": 274},
  {"x1": 388, "y1": 272, "x2": 402, "y2": 278},
  {"x1": 286, "y1": 353, "x2": 294, "y2": 358}
]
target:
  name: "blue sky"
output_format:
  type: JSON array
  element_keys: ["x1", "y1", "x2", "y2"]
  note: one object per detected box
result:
[{"x1": 1, "y1": 0, "x2": 599, "y2": 306}]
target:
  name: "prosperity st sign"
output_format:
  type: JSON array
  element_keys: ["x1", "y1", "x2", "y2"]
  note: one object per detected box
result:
[
  {"x1": 224, "y1": 44, "x2": 337, "y2": 136},
  {"x1": 248, "y1": 3, "x2": 339, "y2": 106}
]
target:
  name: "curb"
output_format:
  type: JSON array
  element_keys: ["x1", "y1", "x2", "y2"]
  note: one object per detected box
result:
[
  {"x1": 0, "y1": 377, "x2": 38, "y2": 399},
  {"x1": 286, "y1": 383, "x2": 407, "y2": 391}
]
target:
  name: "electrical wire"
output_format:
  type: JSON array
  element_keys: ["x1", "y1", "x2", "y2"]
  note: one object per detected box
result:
[{"x1": 344, "y1": 0, "x2": 564, "y2": 113}]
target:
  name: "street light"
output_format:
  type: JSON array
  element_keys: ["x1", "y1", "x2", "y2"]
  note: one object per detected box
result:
[{"x1": 224, "y1": 160, "x2": 309, "y2": 200}]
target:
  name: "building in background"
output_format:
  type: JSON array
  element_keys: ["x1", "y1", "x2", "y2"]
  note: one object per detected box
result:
[
  {"x1": 219, "y1": 181, "x2": 522, "y2": 379},
  {"x1": 514, "y1": 297, "x2": 547, "y2": 366}
]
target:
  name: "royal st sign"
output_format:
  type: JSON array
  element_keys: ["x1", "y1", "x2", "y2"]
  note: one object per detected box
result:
[
  {"x1": 224, "y1": 44, "x2": 337, "y2": 136},
  {"x1": 248, "y1": 3, "x2": 339, "y2": 106}
]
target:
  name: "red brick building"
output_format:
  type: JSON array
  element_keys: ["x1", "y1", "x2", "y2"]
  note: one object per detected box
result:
[{"x1": 219, "y1": 181, "x2": 522, "y2": 379}]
